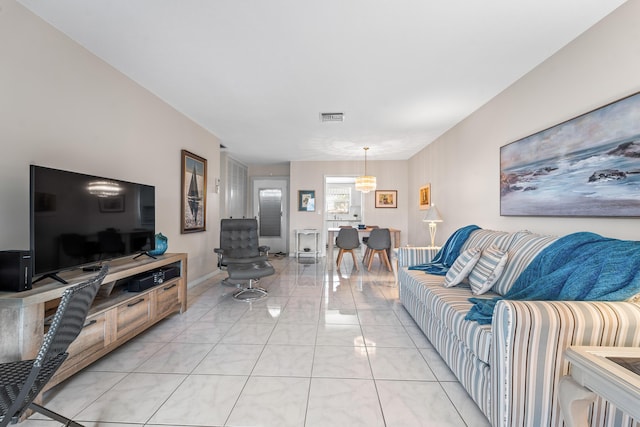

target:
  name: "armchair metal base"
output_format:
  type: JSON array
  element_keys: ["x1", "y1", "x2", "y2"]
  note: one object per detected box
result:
[{"x1": 233, "y1": 279, "x2": 268, "y2": 302}]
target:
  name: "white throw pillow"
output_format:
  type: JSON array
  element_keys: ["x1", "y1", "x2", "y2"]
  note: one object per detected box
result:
[
  {"x1": 468, "y1": 245, "x2": 509, "y2": 295},
  {"x1": 443, "y1": 247, "x2": 481, "y2": 287}
]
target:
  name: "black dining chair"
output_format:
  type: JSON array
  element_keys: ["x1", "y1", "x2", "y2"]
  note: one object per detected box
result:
[{"x1": 0, "y1": 265, "x2": 109, "y2": 427}]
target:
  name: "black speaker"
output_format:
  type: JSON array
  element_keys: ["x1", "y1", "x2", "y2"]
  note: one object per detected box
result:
[
  {"x1": 0, "y1": 250, "x2": 32, "y2": 292},
  {"x1": 127, "y1": 266, "x2": 180, "y2": 292}
]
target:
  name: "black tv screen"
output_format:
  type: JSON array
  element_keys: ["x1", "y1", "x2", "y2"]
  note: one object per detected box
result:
[{"x1": 30, "y1": 165, "x2": 155, "y2": 279}]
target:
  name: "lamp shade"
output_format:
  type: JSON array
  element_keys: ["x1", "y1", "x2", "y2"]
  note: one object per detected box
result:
[
  {"x1": 355, "y1": 175, "x2": 376, "y2": 193},
  {"x1": 422, "y1": 204, "x2": 443, "y2": 223},
  {"x1": 356, "y1": 146, "x2": 376, "y2": 193}
]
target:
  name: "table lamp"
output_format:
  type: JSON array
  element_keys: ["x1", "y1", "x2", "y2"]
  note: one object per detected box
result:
[{"x1": 422, "y1": 204, "x2": 443, "y2": 248}]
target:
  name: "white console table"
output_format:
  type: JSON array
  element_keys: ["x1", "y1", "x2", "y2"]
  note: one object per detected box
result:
[
  {"x1": 295, "y1": 229, "x2": 320, "y2": 260},
  {"x1": 559, "y1": 346, "x2": 640, "y2": 427}
]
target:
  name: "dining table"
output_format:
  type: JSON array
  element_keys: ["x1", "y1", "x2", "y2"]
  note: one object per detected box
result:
[{"x1": 326, "y1": 227, "x2": 401, "y2": 270}]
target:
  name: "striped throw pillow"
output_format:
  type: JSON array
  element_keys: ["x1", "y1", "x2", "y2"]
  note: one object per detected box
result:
[
  {"x1": 443, "y1": 247, "x2": 481, "y2": 287},
  {"x1": 491, "y1": 231, "x2": 558, "y2": 295},
  {"x1": 468, "y1": 245, "x2": 509, "y2": 295}
]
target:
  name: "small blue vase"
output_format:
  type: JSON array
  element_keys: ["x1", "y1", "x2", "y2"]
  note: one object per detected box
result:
[{"x1": 148, "y1": 232, "x2": 168, "y2": 256}]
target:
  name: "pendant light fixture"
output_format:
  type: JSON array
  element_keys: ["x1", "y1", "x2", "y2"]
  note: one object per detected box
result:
[{"x1": 355, "y1": 147, "x2": 377, "y2": 193}]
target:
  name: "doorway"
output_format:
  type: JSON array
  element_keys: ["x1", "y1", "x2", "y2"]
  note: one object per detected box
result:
[
  {"x1": 323, "y1": 176, "x2": 363, "y2": 256},
  {"x1": 252, "y1": 177, "x2": 289, "y2": 254}
]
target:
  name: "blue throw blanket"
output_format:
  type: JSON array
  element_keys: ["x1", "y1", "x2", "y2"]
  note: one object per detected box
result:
[
  {"x1": 466, "y1": 232, "x2": 640, "y2": 324},
  {"x1": 408, "y1": 225, "x2": 480, "y2": 275}
]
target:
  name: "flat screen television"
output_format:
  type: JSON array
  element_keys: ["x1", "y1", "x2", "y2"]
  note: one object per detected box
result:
[{"x1": 30, "y1": 165, "x2": 155, "y2": 283}]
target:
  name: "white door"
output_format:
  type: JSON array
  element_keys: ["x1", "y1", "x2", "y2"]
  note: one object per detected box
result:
[{"x1": 252, "y1": 178, "x2": 288, "y2": 254}]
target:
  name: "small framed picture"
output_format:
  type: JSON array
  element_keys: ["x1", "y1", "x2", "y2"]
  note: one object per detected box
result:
[
  {"x1": 375, "y1": 190, "x2": 397, "y2": 208},
  {"x1": 298, "y1": 190, "x2": 315, "y2": 211},
  {"x1": 419, "y1": 184, "x2": 431, "y2": 210}
]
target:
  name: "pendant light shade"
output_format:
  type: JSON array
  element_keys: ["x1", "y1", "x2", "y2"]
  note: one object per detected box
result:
[
  {"x1": 355, "y1": 175, "x2": 376, "y2": 193},
  {"x1": 355, "y1": 147, "x2": 377, "y2": 193}
]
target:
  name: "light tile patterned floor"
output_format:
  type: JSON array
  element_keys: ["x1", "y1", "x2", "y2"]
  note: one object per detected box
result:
[{"x1": 22, "y1": 255, "x2": 491, "y2": 427}]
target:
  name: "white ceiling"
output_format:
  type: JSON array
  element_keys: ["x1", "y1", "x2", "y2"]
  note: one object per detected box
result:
[{"x1": 18, "y1": 0, "x2": 626, "y2": 165}]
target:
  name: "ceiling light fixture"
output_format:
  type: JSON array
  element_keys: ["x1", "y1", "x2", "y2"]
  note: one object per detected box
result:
[{"x1": 355, "y1": 147, "x2": 376, "y2": 193}]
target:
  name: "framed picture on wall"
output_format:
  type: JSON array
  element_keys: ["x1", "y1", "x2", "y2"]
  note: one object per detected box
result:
[
  {"x1": 375, "y1": 190, "x2": 397, "y2": 208},
  {"x1": 500, "y1": 91, "x2": 640, "y2": 217},
  {"x1": 298, "y1": 190, "x2": 315, "y2": 211},
  {"x1": 181, "y1": 149, "x2": 207, "y2": 233},
  {"x1": 419, "y1": 184, "x2": 431, "y2": 210}
]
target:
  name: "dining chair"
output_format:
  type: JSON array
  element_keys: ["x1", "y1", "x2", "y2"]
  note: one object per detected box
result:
[
  {"x1": 336, "y1": 227, "x2": 360, "y2": 271},
  {"x1": 361, "y1": 225, "x2": 379, "y2": 261},
  {"x1": 364, "y1": 228, "x2": 392, "y2": 271}
]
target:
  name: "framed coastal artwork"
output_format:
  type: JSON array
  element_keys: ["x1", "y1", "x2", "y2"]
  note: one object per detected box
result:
[
  {"x1": 375, "y1": 190, "x2": 397, "y2": 208},
  {"x1": 500, "y1": 92, "x2": 640, "y2": 217},
  {"x1": 419, "y1": 184, "x2": 431, "y2": 210},
  {"x1": 181, "y1": 149, "x2": 207, "y2": 233}
]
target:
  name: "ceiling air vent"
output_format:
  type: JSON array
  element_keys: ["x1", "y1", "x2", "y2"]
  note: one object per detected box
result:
[{"x1": 320, "y1": 112, "x2": 344, "y2": 122}]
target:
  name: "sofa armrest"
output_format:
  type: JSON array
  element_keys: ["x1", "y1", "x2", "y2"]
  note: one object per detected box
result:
[
  {"x1": 396, "y1": 247, "x2": 439, "y2": 268},
  {"x1": 491, "y1": 300, "x2": 640, "y2": 427}
]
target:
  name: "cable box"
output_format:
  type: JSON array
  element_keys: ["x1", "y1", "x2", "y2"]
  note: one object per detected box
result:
[{"x1": 127, "y1": 266, "x2": 179, "y2": 292}]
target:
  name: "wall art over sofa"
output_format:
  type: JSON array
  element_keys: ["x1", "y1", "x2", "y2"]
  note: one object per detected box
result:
[{"x1": 500, "y1": 92, "x2": 640, "y2": 217}]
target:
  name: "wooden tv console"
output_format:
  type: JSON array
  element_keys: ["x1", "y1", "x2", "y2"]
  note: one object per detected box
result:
[{"x1": 0, "y1": 252, "x2": 188, "y2": 391}]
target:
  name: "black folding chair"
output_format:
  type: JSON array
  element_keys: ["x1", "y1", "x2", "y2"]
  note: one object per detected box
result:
[{"x1": 0, "y1": 265, "x2": 109, "y2": 427}]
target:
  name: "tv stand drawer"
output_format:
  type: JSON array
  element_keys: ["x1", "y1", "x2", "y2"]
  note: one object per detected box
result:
[
  {"x1": 116, "y1": 294, "x2": 151, "y2": 338},
  {"x1": 155, "y1": 280, "x2": 181, "y2": 319}
]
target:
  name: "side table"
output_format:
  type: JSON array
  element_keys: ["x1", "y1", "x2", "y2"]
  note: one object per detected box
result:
[
  {"x1": 295, "y1": 229, "x2": 320, "y2": 260},
  {"x1": 392, "y1": 246, "x2": 440, "y2": 285},
  {"x1": 559, "y1": 346, "x2": 640, "y2": 427}
]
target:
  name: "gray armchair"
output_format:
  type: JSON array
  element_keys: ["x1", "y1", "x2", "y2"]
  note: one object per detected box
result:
[
  {"x1": 214, "y1": 218, "x2": 270, "y2": 267},
  {"x1": 214, "y1": 218, "x2": 274, "y2": 301}
]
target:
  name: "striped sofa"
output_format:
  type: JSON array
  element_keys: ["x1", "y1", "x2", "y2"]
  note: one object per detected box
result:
[{"x1": 398, "y1": 229, "x2": 640, "y2": 427}]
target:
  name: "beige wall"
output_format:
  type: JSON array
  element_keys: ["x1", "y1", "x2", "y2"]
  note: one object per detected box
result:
[
  {"x1": 5, "y1": 0, "x2": 638, "y2": 274},
  {"x1": 248, "y1": 164, "x2": 290, "y2": 178},
  {"x1": 0, "y1": 0, "x2": 221, "y2": 283},
  {"x1": 408, "y1": 0, "x2": 640, "y2": 246},
  {"x1": 290, "y1": 159, "x2": 410, "y2": 253}
]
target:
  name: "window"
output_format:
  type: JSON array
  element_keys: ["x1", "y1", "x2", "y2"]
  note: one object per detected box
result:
[{"x1": 326, "y1": 187, "x2": 351, "y2": 214}]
